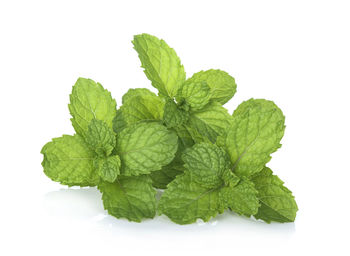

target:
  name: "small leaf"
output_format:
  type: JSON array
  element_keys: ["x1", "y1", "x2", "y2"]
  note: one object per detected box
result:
[
  {"x1": 177, "y1": 80, "x2": 211, "y2": 110},
  {"x1": 189, "y1": 69, "x2": 237, "y2": 105},
  {"x1": 163, "y1": 99, "x2": 189, "y2": 128},
  {"x1": 86, "y1": 119, "x2": 116, "y2": 157},
  {"x1": 94, "y1": 155, "x2": 121, "y2": 183}
]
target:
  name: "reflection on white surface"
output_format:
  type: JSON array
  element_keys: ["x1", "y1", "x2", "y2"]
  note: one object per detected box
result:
[{"x1": 43, "y1": 187, "x2": 296, "y2": 239}]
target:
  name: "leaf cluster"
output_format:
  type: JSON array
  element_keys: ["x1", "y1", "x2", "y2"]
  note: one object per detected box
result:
[{"x1": 41, "y1": 34, "x2": 298, "y2": 224}]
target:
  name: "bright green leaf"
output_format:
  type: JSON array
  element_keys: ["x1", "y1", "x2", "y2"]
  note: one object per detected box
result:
[
  {"x1": 41, "y1": 135, "x2": 98, "y2": 187},
  {"x1": 189, "y1": 69, "x2": 236, "y2": 105},
  {"x1": 177, "y1": 80, "x2": 211, "y2": 110},
  {"x1": 158, "y1": 173, "x2": 223, "y2": 224},
  {"x1": 94, "y1": 155, "x2": 121, "y2": 183},
  {"x1": 117, "y1": 122, "x2": 178, "y2": 176},
  {"x1": 182, "y1": 143, "x2": 230, "y2": 188},
  {"x1": 86, "y1": 119, "x2": 116, "y2": 157},
  {"x1": 163, "y1": 99, "x2": 189, "y2": 128},
  {"x1": 224, "y1": 99, "x2": 285, "y2": 177},
  {"x1": 252, "y1": 167, "x2": 298, "y2": 223},
  {"x1": 187, "y1": 102, "x2": 233, "y2": 143},
  {"x1": 114, "y1": 94, "x2": 164, "y2": 133},
  {"x1": 122, "y1": 88, "x2": 157, "y2": 104},
  {"x1": 133, "y1": 33, "x2": 186, "y2": 97},
  {"x1": 69, "y1": 78, "x2": 116, "y2": 137},
  {"x1": 219, "y1": 178, "x2": 259, "y2": 216},
  {"x1": 98, "y1": 175, "x2": 156, "y2": 222}
]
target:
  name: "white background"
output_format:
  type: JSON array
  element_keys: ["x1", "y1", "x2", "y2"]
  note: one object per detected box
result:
[{"x1": 1, "y1": 0, "x2": 349, "y2": 255}]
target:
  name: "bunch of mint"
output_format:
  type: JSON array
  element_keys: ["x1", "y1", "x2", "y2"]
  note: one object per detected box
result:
[{"x1": 41, "y1": 33, "x2": 298, "y2": 224}]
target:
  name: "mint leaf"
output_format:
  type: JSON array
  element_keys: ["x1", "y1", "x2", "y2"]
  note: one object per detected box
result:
[
  {"x1": 158, "y1": 173, "x2": 223, "y2": 224},
  {"x1": 98, "y1": 175, "x2": 156, "y2": 222},
  {"x1": 158, "y1": 143, "x2": 258, "y2": 224},
  {"x1": 163, "y1": 99, "x2": 189, "y2": 128},
  {"x1": 94, "y1": 155, "x2": 121, "y2": 183},
  {"x1": 251, "y1": 167, "x2": 298, "y2": 223},
  {"x1": 149, "y1": 159, "x2": 184, "y2": 189},
  {"x1": 182, "y1": 143, "x2": 230, "y2": 188},
  {"x1": 122, "y1": 88, "x2": 157, "y2": 104},
  {"x1": 187, "y1": 102, "x2": 233, "y2": 143},
  {"x1": 188, "y1": 69, "x2": 236, "y2": 105},
  {"x1": 117, "y1": 122, "x2": 178, "y2": 176},
  {"x1": 41, "y1": 135, "x2": 98, "y2": 187},
  {"x1": 219, "y1": 178, "x2": 259, "y2": 216},
  {"x1": 86, "y1": 119, "x2": 116, "y2": 157},
  {"x1": 69, "y1": 78, "x2": 117, "y2": 137},
  {"x1": 177, "y1": 80, "x2": 211, "y2": 110},
  {"x1": 224, "y1": 99, "x2": 285, "y2": 177},
  {"x1": 133, "y1": 33, "x2": 186, "y2": 97},
  {"x1": 114, "y1": 94, "x2": 164, "y2": 133}
]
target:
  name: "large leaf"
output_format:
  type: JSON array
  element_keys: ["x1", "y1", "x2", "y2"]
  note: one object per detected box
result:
[
  {"x1": 116, "y1": 122, "x2": 178, "y2": 176},
  {"x1": 41, "y1": 135, "x2": 98, "y2": 187},
  {"x1": 133, "y1": 33, "x2": 186, "y2": 97}
]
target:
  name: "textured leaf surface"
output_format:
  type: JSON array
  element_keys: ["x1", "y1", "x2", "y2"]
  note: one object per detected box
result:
[
  {"x1": 117, "y1": 122, "x2": 178, "y2": 176},
  {"x1": 122, "y1": 88, "x2": 157, "y2": 104},
  {"x1": 189, "y1": 69, "x2": 236, "y2": 105},
  {"x1": 187, "y1": 102, "x2": 233, "y2": 143},
  {"x1": 219, "y1": 179, "x2": 259, "y2": 216},
  {"x1": 158, "y1": 173, "x2": 223, "y2": 224},
  {"x1": 98, "y1": 175, "x2": 156, "y2": 222},
  {"x1": 150, "y1": 126, "x2": 193, "y2": 189},
  {"x1": 41, "y1": 135, "x2": 98, "y2": 186},
  {"x1": 69, "y1": 78, "x2": 116, "y2": 137},
  {"x1": 225, "y1": 99, "x2": 285, "y2": 177},
  {"x1": 114, "y1": 94, "x2": 164, "y2": 133},
  {"x1": 133, "y1": 34, "x2": 186, "y2": 97},
  {"x1": 94, "y1": 155, "x2": 121, "y2": 183},
  {"x1": 149, "y1": 159, "x2": 184, "y2": 189},
  {"x1": 86, "y1": 119, "x2": 116, "y2": 157},
  {"x1": 252, "y1": 167, "x2": 298, "y2": 223},
  {"x1": 163, "y1": 99, "x2": 189, "y2": 128},
  {"x1": 177, "y1": 80, "x2": 210, "y2": 110},
  {"x1": 182, "y1": 143, "x2": 230, "y2": 188}
]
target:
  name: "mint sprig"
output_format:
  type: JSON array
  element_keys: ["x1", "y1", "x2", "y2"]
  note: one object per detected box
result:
[{"x1": 41, "y1": 34, "x2": 298, "y2": 224}]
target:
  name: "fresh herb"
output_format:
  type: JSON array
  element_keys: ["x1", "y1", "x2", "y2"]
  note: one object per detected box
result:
[{"x1": 41, "y1": 34, "x2": 297, "y2": 224}]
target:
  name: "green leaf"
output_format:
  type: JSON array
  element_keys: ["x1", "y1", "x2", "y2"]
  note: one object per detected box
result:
[
  {"x1": 94, "y1": 155, "x2": 121, "y2": 183},
  {"x1": 150, "y1": 126, "x2": 193, "y2": 189},
  {"x1": 189, "y1": 69, "x2": 236, "y2": 105},
  {"x1": 41, "y1": 135, "x2": 98, "y2": 187},
  {"x1": 133, "y1": 33, "x2": 186, "y2": 97},
  {"x1": 219, "y1": 178, "x2": 259, "y2": 216},
  {"x1": 158, "y1": 173, "x2": 224, "y2": 224},
  {"x1": 187, "y1": 102, "x2": 233, "y2": 143},
  {"x1": 86, "y1": 119, "x2": 116, "y2": 157},
  {"x1": 163, "y1": 99, "x2": 189, "y2": 128},
  {"x1": 114, "y1": 94, "x2": 164, "y2": 133},
  {"x1": 251, "y1": 167, "x2": 298, "y2": 223},
  {"x1": 122, "y1": 88, "x2": 157, "y2": 104},
  {"x1": 98, "y1": 175, "x2": 156, "y2": 222},
  {"x1": 117, "y1": 122, "x2": 178, "y2": 176},
  {"x1": 177, "y1": 80, "x2": 211, "y2": 110},
  {"x1": 69, "y1": 78, "x2": 117, "y2": 137},
  {"x1": 224, "y1": 99, "x2": 285, "y2": 177},
  {"x1": 149, "y1": 159, "x2": 184, "y2": 189},
  {"x1": 182, "y1": 143, "x2": 230, "y2": 188},
  {"x1": 174, "y1": 125, "x2": 195, "y2": 149}
]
